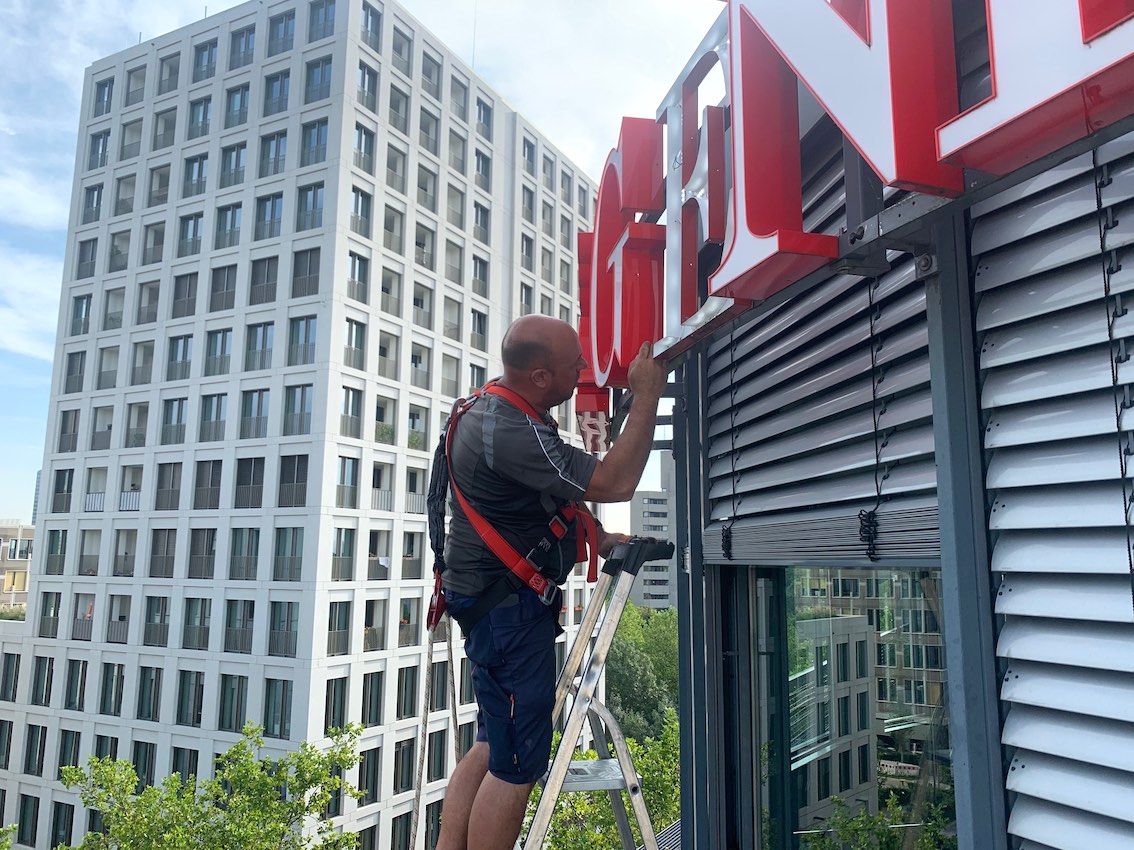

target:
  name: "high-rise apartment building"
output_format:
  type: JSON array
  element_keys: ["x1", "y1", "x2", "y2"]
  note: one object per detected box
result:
[
  {"x1": 0, "y1": 522, "x2": 34, "y2": 607},
  {"x1": 0, "y1": 1, "x2": 595, "y2": 846},
  {"x1": 629, "y1": 454, "x2": 677, "y2": 609}
]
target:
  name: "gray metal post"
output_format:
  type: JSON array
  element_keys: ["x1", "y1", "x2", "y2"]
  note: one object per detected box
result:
[{"x1": 924, "y1": 212, "x2": 1009, "y2": 850}]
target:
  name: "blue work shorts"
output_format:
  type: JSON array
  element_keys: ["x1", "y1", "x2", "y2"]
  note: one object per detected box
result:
[{"x1": 445, "y1": 586, "x2": 560, "y2": 784}]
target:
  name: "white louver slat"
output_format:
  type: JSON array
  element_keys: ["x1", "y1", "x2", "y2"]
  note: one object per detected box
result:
[{"x1": 975, "y1": 130, "x2": 1134, "y2": 847}]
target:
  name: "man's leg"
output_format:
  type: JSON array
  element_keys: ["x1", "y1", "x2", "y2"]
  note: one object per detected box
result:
[
  {"x1": 467, "y1": 774, "x2": 536, "y2": 850},
  {"x1": 436, "y1": 742, "x2": 489, "y2": 850}
]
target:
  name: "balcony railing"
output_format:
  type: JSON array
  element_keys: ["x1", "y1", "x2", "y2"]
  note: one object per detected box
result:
[
  {"x1": 125, "y1": 86, "x2": 145, "y2": 105},
  {"x1": 398, "y1": 623, "x2": 419, "y2": 647},
  {"x1": 380, "y1": 292, "x2": 401, "y2": 315},
  {"x1": 273, "y1": 556, "x2": 302, "y2": 582},
  {"x1": 402, "y1": 557, "x2": 423, "y2": 580},
  {"x1": 368, "y1": 557, "x2": 389, "y2": 580},
  {"x1": 362, "y1": 27, "x2": 381, "y2": 51},
  {"x1": 76, "y1": 260, "x2": 95, "y2": 280},
  {"x1": 336, "y1": 484, "x2": 358, "y2": 509},
  {"x1": 219, "y1": 167, "x2": 244, "y2": 188},
  {"x1": 167, "y1": 360, "x2": 191, "y2": 382},
  {"x1": 474, "y1": 225, "x2": 489, "y2": 243},
  {"x1": 283, "y1": 411, "x2": 311, "y2": 435},
  {"x1": 347, "y1": 278, "x2": 368, "y2": 303},
  {"x1": 157, "y1": 74, "x2": 178, "y2": 94},
  {"x1": 377, "y1": 356, "x2": 397, "y2": 380},
  {"x1": 143, "y1": 622, "x2": 168, "y2": 647},
  {"x1": 470, "y1": 331, "x2": 487, "y2": 351},
  {"x1": 240, "y1": 415, "x2": 268, "y2": 439},
  {"x1": 371, "y1": 489, "x2": 393, "y2": 511},
  {"x1": 343, "y1": 346, "x2": 365, "y2": 370},
  {"x1": 278, "y1": 483, "x2": 306, "y2": 508},
  {"x1": 245, "y1": 349, "x2": 272, "y2": 371},
  {"x1": 83, "y1": 492, "x2": 105, "y2": 512},
  {"x1": 354, "y1": 150, "x2": 373, "y2": 173},
  {"x1": 103, "y1": 310, "x2": 123, "y2": 330},
  {"x1": 300, "y1": 143, "x2": 326, "y2": 166},
  {"x1": 296, "y1": 209, "x2": 322, "y2": 231},
  {"x1": 269, "y1": 629, "x2": 298, "y2": 657},
  {"x1": 215, "y1": 228, "x2": 240, "y2": 249},
  {"x1": 327, "y1": 629, "x2": 349, "y2": 656},
  {"x1": 199, "y1": 420, "x2": 225, "y2": 442},
  {"x1": 472, "y1": 276, "x2": 488, "y2": 297},
  {"x1": 350, "y1": 214, "x2": 371, "y2": 237},
  {"x1": 192, "y1": 62, "x2": 215, "y2": 83},
  {"x1": 188, "y1": 555, "x2": 215, "y2": 579},
  {"x1": 234, "y1": 484, "x2": 263, "y2": 508},
  {"x1": 120, "y1": 141, "x2": 141, "y2": 160},
  {"x1": 225, "y1": 627, "x2": 253, "y2": 653},
  {"x1": 406, "y1": 493, "x2": 426, "y2": 514},
  {"x1": 254, "y1": 219, "x2": 281, "y2": 240},
  {"x1": 114, "y1": 197, "x2": 134, "y2": 216},
  {"x1": 441, "y1": 377, "x2": 459, "y2": 397},
  {"x1": 415, "y1": 248, "x2": 434, "y2": 269},
  {"x1": 72, "y1": 618, "x2": 93, "y2": 641},
  {"x1": 340, "y1": 414, "x2": 361, "y2": 438},
  {"x1": 310, "y1": 19, "x2": 334, "y2": 40},
  {"x1": 52, "y1": 492, "x2": 73, "y2": 513},
  {"x1": 130, "y1": 364, "x2": 152, "y2": 385},
  {"x1": 108, "y1": 251, "x2": 128, "y2": 272},
  {"x1": 475, "y1": 171, "x2": 490, "y2": 191},
  {"x1": 154, "y1": 487, "x2": 179, "y2": 510},
  {"x1": 178, "y1": 237, "x2": 201, "y2": 257},
  {"x1": 58, "y1": 432, "x2": 78, "y2": 452},
  {"x1": 386, "y1": 167, "x2": 406, "y2": 193},
  {"x1": 152, "y1": 130, "x2": 174, "y2": 150},
  {"x1": 171, "y1": 297, "x2": 195, "y2": 318},
  {"x1": 413, "y1": 307, "x2": 432, "y2": 328},
  {"x1": 112, "y1": 554, "x2": 134, "y2": 577},
  {"x1": 106, "y1": 619, "x2": 129, "y2": 644},
  {"x1": 268, "y1": 35, "x2": 292, "y2": 55},
  {"x1": 225, "y1": 107, "x2": 248, "y2": 129},
  {"x1": 410, "y1": 367, "x2": 430, "y2": 390},
  {"x1": 160, "y1": 422, "x2": 186, "y2": 445},
  {"x1": 124, "y1": 427, "x2": 146, "y2": 448},
  {"x1": 305, "y1": 83, "x2": 330, "y2": 104},
  {"x1": 331, "y1": 556, "x2": 354, "y2": 581},
  {"x1": 288, "y1": 342, "x2": 315, "y2": 365},
  {"x1": 137, "y1": 302, "x2": 158, "y2": 323},
  {"x1": 182, "y1": 625, "x2": 210, "y2": 650},
  {"x1": 374, "y1": 422, "x2": 395, "y2": 444},
  {"x1": 230, "y1": 48, "x2": 254, "y2": 68},
  {"x1": 357, "y1": 88, "x2": 377, "y2": 112},
  {"x1": 229, "y1": 556, "x2": 257, "y2": 580},
  {"x1": 260, "y1": 152, "x2": 285, "y2": 174},
  {"x1": 249, "y1": 281, "x2": 275, "y2": 304},
  {"x1": 187, "y1": 120, "x2": 209, "y2": 139},
  {"x1": 38, "y1": 616, "x2": 59, "y2": 639},
  {"x1": 407, "y1": 429, "x2": 426, "y2": 451},
  {"x1": 149, "y1": 555, "x2": 174, "y2": 578},
  {"x1": 148, "y1": 186, "x2": 169, "y2": 205},
  {"x1": 45, "y1": 554, "x2": 65, "y2": 575},
  {"x1": 194, "y1": 485, "x2": 221, "y2": 509},
  {"x1": 363, "y1": 626, "x2": 383, "y2": 651},
  {"x1": 477, "y1": 120, "x2": 492, "y2": 141},
  {"x1": 292, "y1": 274, "x2": 319, "y2": 298}
]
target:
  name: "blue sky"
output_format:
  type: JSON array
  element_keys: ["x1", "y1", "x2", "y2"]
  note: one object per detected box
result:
[{"x1": 0, "y1": 0, "x2": 718, "y2": 523}]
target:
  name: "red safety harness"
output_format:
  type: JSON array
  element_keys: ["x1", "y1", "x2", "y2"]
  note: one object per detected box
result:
[{"x1": 427, "y1": 381, "x2": 600, "y2": 632}]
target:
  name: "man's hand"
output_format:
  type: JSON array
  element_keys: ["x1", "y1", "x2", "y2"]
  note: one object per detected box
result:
[
  {"x1": 626, "y1": 342, "x2": 667, "y2": 402},
  {"x1": 599, "y1": 530, "x2": 631, "y2": 558}
]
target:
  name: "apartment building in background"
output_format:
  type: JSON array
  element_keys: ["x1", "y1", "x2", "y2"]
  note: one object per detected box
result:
[
  {"x1": 1, "y1": 521, "x2": 34, "y2": 607},
  {"x1": 0, "y1": 1, "x2": 594, "y2": 846},
  {"x1": 629, "y1": 454, "x2": 677, "y2": 609}
]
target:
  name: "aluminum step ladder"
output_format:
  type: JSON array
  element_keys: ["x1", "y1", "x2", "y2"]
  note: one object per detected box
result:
[{"x1": 523, "y1": 536, "x2": 675, "y2": 850}]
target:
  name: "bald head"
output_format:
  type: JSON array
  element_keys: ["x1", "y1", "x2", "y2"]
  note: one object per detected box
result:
[{"x1": 499, "y1": 316, "x2": 587, "y2": 411}]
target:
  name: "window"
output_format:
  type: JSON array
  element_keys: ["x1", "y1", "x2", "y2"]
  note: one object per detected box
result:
[
  {"x1": 178, "y1": 213, "x2": 204, "y2": 257},
  {"x1": 230, "y1": 25, "x2": 255, "y2": 69},
  {"x1": 542, "y1": 154, "x2": 555, "y2": 190},
  {"x1": 193, "y1": 39, "x2": 217, "y2": 81},
  {"x1": 224, "y1": 599, "x2": 255, "y2": 653},
  {"x1": 354, "y1": 123, "x2": 375, "y2": 173},
  {"x1": 29, "y1": 657, "x2": 52, "y2": 708},
  {"x1": 305, "y1": 56, "x2": 332, "y2": 103},
  {"x1": 579, "y1": 184, "x2": 590, "y2": 218},
  {"x1": 361, "y1": 671, "x2": 383, "y2": 727},
  {"x1": 387, "y1": 144, "x2": 407, "y2": 193},
  {"x1": 210, "y1": 264, "x2": 237, "y2": 311},
  {"x1": 225, "y1": 84, "x2": 250, "y2": 129},
  {"x1": 57, "y1": 729, "x2": 81, "y2": 779},
  {"x1": 358, "y1": 61, "x2": 379, "y2": 112},
  {"x1": 344, "y1": 320, "x2": 366, "y2": 370},
  {"x1": 136, "y1": 666, "x2": 162, "y2": 722},
  {"x1": 81, "y1": 183, "x2": 102, "y2": 224},
  {"x1": 63, "y1": 660, "x2": 87, "y2": 711},
  {"x1": 283, "y1": 384, "x2": 313, "y2": 435},
  {"x1": 87, "y1": 130, "x2": 110, "y2": 171},
  {"x1": 359, "y1": 746, "x2": 380, "y2": 805},
  {"x1": 474, "y1": 149, "x2": 491, "y2": 191},
  {"x1": 384, "y1": 206, "x2": 405, "y2": 253},
  {"x1": 449, "y1": 129, "x2": 467, "y2": 173},
  {"x1": 301, "y1": 118, "x2": 328, "y2": 166},
  {"x1": 240, "y1": 389, "x2": 270, "y2": 439},
  {"x1": 171, "y1": 748, "x2": 198, "y2": 783},
  {"x1": 194, "y1": 456, "x2": 223, "y2": 508},
  {"x1": 23, "y1": 723, "x2": 46, "y2": 775},
  {"x1": 157, "y1": 53, "x2": 179, "y2": 94},
  {"x1": 351, "y1": 186, "x2": 372, "y2": 237},
  {"x1": 470, "y1": 309, "x2": 488, "y2": 351},
  {"x1": 324, "y1": 677, "x2": 347, "y2": 733},
  {"x1": 445, "y1": 241, "x2": 464, "y2": 285},
  {"x1": 255, "y1": 192, "x2": 284, "y2": 240},
  {"x1": 262, "y1": 130, "x2": 287, "y2": 175},
  {"x1": 76, "y1": 239, "x2": 97, "y2": 279},
  {"x1": 264, "y1": 70, "x2": 290, "y2": 116},
  {"x1": 389, "y1": 85, "x2": 409, "y2": 134},
  {"x1": 279, "y1": 454, "x2": 309, "y2": 507},
  {"x1": 450, "y1": 75, "x2": 468, "y2": 120},
  {"x1": 268, "y1": 10, "x2": 295, "y2": 55},
  {"x1": 215, "y1": 203, "x2": 241, "y2": 249},
  {"x1": 200, "y1": 329, "x2": 230, "y2": 378},
  {"x1": 361, "y1": 2, "x2": 382, "y2": 50},
  {"x1": 415, "y1": 223, "x2": 435, "y2": 270},
  {"x1": 392, "y1": 26, "x2": 413, "y2": 74},
  {"x1": 99, "y1": 662, "x2": 124, "y2": 715},
  {"x1": 167, "y1": 334, "x2": 192, "y2": 381},
  {"x1": 422, "y1": 51, "x2": 442, "y2": 99},
  {"x1": 292, "y1": 247, "x2": 321, "y2": 298},
  {"x1": 119, "y1": 119, "x2": 142, "y2": 159},
  {"x1": 187, "y1": 96, "x2": 211, "y2": 139},
  {"x1": 264, "y1": 678, "x2": 293, "y2": 739},
  {"x1": 417, "y1": 166, "x2": 437, "y2": 212},
  {"x1": 476, "y1": 97, "x2": 493, "y2": 141},
  {"x1": 93, "y1": 77, "x2": 114, "y2": 116},
  {"x1": 420, "y1": 108, "x2": 440, "y2": 155},
  {"x1": 522, "y1": 137, "x2": 536, "y2": 176},
  {"x1": 396, "y1": 664, "x2": 418, "y2": 719},
  {"x1": 296, "y1": 182, "x2": 324, "y2": 231},
  {"x1": 309, "y1": 0, "x2": 335, "y2": 41},
  {"x1": 348, "y1": 252, "x2": 369, "y2": 303},
  {"x1": 245, "y1": 322, "x2": 274, "y2": 371},
  {"x1": 218, "y1": 673, "x2": 249, "y2": 732},
  {"x1": 288, "y1": 315, "x2": 318, "y2": 365},
  {"x1": 473, "y1": 202, "x2": 490, "y2": 243},
  {"x1": 17, "y1": 794, "x2": 39, "y2": 847},
  {"x1": 393, "y1": 738, "x2": 415, "y2": 793},
  {"x1": 520, "y1": 234, "x2": 534, "y2": 273}
]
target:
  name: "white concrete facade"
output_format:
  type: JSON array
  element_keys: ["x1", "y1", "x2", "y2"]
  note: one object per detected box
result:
[
  {"x1": 629, "y1": 454, "x2": 677, "y2": 609},
  {"x1": 0, "y1": 1, "x2": 595, "y2": 847}
]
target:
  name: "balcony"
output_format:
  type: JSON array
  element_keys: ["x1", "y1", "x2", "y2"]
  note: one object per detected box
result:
[
  {"x1": 108, "y1": 251, "x2": 128, "y2": 272},
  {"x1": 363, "y1": 626, "x2": 383, "y2": 651},
  {"x1": 182, "y1": 176, "x2": 205, "y2": 197},
  {"x1": 52, "y1": 492, "x2": 73, "y2": 513},
  {"x1": 341, "y1": 414, "x2": 361, "y2": 438},
  {"x1": 357, "y1": 87, "x2": 377, "y2": 112},
  {"x1": 415, "y1": 247, "x2": 435, "y2": 270},
  {"x1": 114, "y1": 197, "x2": 134, "y2": 216},
  {"x1": 143, "y1": 622, "x2": 168, "y2": 647},
  {"x1": 187, "y1": 120, "x2": 209, "y2": 140},
  {"x1": 283, "y1": 411, "x2": 311, "y2": 435},
  {"x1": 380, "y1": 292, "x2": 401, "y2": 315},
  {"x1": 386, "y1": 167, "x2": 406, "y2": 193},
  {"x1": 225, "y1": 627, "x2": 253, "y2": 654},
  {"x1": 369, "y1": 553, "x2": 392, "y2": 581},
  {"x1": 83, "y1": 492, "x2": 105, "y2": 513},
  {"x1": 182, "y1": 625, "x2": 210, "y2": 650},
  {"x1": 125, "y1": 86, "x2": 145, "y2": 105},
  {"x1": 278, "y1": 483, "x2": 306, "y2": 508},
  {"x1": 225, "y1": 108, "x2": 248, "y2": 129},
  {"x1": 477, "y1": 120, "x2": 492, "y2": 141},
  {"x1": 472, "y1": 275, "x2": 488, "y2": 297},
  {"x1": 350, "y1": 214, "x2": 371, "y2": 238},
  {"x1": 410, "y1": 367, "x2": 430, "y2": 390},
  {"x1": 72, "y1": 618, "x2": 93, "y2": 641},
  {"x1": 171, "y1": 297, "x2": 195, "y2": 318},
  {"x1": 106, "y1": 619, "x2": 129, "y2": 644},
  {"x1": 215, "y1": 228, "x2": 240, "y2": 250},
  {"x1": 38, "y1": 616, "x2": 59, "y2": 639},
  {"x1": 296, "y1": 209, "x2": 322, "y2": 231},
  {"x1": 331, "y1": 556, "x2": 354, "y2": 581},
  {"x1": 137, "y1": 302, "x2": 158, "y2": 323},
  {"x1": 362, "y1": 27, "x2": 380, "y2": 51},
  {"x1": 234, "y1": 484, "x2": 263, "y2": 509},
  {"x1": 152, "y1": 130, "x2": 174, "y2": 150},
  {"x1": 160, "y1": 423, "x2": 186, "y2": 446},
  {"x1": 255, "y1": 219, "x2": 281, "y2": 240},
  {"x1": 273, "y1": 556, "x2": 302, "y2": 582},
  {"x1": 374, "y1": 422, "x2": 395, "y2": 444},
  {"x1": 406, "y1": 493, "x2": 426, "y2": 514},
  {"x1": 199, "y1": 420, "x2": 225, "y2": 442},
  {"x1": 76, "y1": 260, "x2": 95, "y2": 280},
  {"x1": 240, "y1": 416, "x2": 267, "y2": 439},
  {"x1": 300, "y1": 143, "x2": 326, "y2": 166},
  {"x1": 229, "y1": 556, "x2": 257, "y2": 580},
  {"x1": 292, "y1": 274, "x2": 319, "y2": 298},
  {"x1": 58, "y1": 432, "x2": 78, "y2": 453},
  {"x1": 336, "y1": 484, "x2": 358, "y2": 510},
  {"x1": 288, "y1": 342, "x2": 315, "y2": 365},
  {"x1": 471, "y1": 332, "x2": 487, "y2": 352},
  {"x1": 45, "y1": 554, "x2": 65, "y2": 575},
  {"x1": 441, "y1": 377, "x2": 459, "y2": 397},
  {"x1": 220, "y1": 167, "x2": 245, "y2": 188},
  {"x1": 188, "y1": 554, "x2": 215, "y2": 579},
  {"x1": 112, "y1": 554, "x2": 135, "y2": 577},
  {"x1": 327, "y1": 630, "x2": 349, "y2": 656},
  {"x1": 124, "y1": 427, "x2": 146, "y2": 448},
  {"x1": 148, "y1": 186, "x2": 169, "y2": 205},
  {"x1": 149, "y1": 555, "x2": 174, "y2": 578},
  {"x1": 343, "y1": 346, "x2": 365, "y2": 370},
  {"x1": 130, "y1": 365, "x2": 152, "y2": 386},
  {"x1": 178, "y1": 237, "x2": 201, "y2": 257},
  {"x1": 269, "y1": 629, "x2": 297, "y2": 657},
  {"x1": 402, "y1": 557, "x2": 423, "y2": 580},
  {"x1": 398, "y1": 622, "x2": 419, "y2": 647},
  {"x1": 474, "y1": 225, "x2": 489, "y2": 243},
  {"x1": 249, "y1": 281, "x2": 275, "y2": 304},
  {"x1": 407, "y1": 429, "x2": 426, "y2": 451},
  {"x1": 475, "y1": 171, "x2": 490, "y2": 192},
  {"x1": 445, "y1": 261, "x2": 462, "y2": 283},
  {"x1": 103, "y1": 310, "x2": 123, "y2": 330},
  {"x1": 377, "y1": 356, "x2": 397, "y2": 380},
  {"x1": 155, "y1": 487, "x2": 179, "y2": 510},
  {"x1": 194, "y1": 485, "x2": 221, "y2": 509},
  {"x1": 354, "y1": 150, "x2": 373, "y2": 173},
  {"x1": 120, "y1": 141, "x2": 141, "y2": 160},
  {"x1": 192, "y1": 62, "x2": 215, "y2": 83},
  {"x1": 78, "y1": 554, "x2": 97, "y2": 576},
  {"x1": 371, "y1": 489, "x2": 393, "y2": 511},
  {"x1": 347, "y1": 278, "x2": 368, "y2": 303}
]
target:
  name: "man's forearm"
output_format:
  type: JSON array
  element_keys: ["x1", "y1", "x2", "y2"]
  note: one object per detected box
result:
[{"x1": 583, "y1": 391, "x2": 661, "y2": 502}]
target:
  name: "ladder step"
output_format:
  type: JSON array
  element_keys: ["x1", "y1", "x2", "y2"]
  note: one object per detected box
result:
[{"x1": 558, "y1": 758, "x2": 640, "y2": 793}]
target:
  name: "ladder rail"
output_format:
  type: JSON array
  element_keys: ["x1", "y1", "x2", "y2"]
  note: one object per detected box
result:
[
  {"x1": 587, "y1": 696, "x2": 637, "y2": 849},
  {"x1": 553, "y1": 569, "x2": 614, "y2": 718}
]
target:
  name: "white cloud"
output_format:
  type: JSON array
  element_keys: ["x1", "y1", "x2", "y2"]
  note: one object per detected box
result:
[{"x1": 0, "y1": 243, "x2": 64, "y2": 362}]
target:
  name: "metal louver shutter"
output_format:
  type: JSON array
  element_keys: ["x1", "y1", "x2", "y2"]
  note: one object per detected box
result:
[
  {"x1": 701, "y1": 123, "x2": 938, "y2": 564},
  {"x1": 974, "y1": 130, "x2": 1134, "y2": 848}
]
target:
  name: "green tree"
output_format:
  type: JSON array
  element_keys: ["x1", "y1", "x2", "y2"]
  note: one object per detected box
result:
[
  {"x1": 640, "y1": 607, "x2": 679, "y2": 705},
  {"x1": 801, "y1": 795, "x2": 905, "y2": 850},
  {"x1": 61, "y1": 724, "x2": 361, "y2": 850},
  {"x1": 526, "y1": 709, "x2": 681, "y2": 849},
  {"x1": 605, "y1": 634, "x2": 672, "y2": 741},
  {"x1": 0, "y1": 824, "x2": 13, "y2": 850}
]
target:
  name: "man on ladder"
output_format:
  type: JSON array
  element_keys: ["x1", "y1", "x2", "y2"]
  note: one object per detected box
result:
[{"x1": 430, "y1": 315, "x2": 666, "y2": 850}]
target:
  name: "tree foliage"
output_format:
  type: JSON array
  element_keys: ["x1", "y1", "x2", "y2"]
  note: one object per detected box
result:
[
  {"x1": 0, "y1": 824, "x2": 13, "y2": 850},
  {"x1": 60, "y1": 724, "x2": 362, "y2": 850},
  {"x1": 800, "y1": 794, "x2": 957, "y2": 850},
  {"x1": 605, "y1": 601, "x2": 679, "y2": 740},
  {"x1": 525, "y1": 708, "x2": 681, "y2": 850}
]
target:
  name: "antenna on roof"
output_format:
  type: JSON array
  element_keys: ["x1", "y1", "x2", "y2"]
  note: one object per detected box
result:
[
  {"x1": 138, "y1": 32, "x2": 142, "y2": 43},
  {"x1": 471, "y1": 0, "x2": 478, "y2": 70}
]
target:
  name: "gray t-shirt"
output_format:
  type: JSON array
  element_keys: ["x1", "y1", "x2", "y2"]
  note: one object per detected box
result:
[{"x1": 442, "y1": 393, "x2": 598, "y2": 596}]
